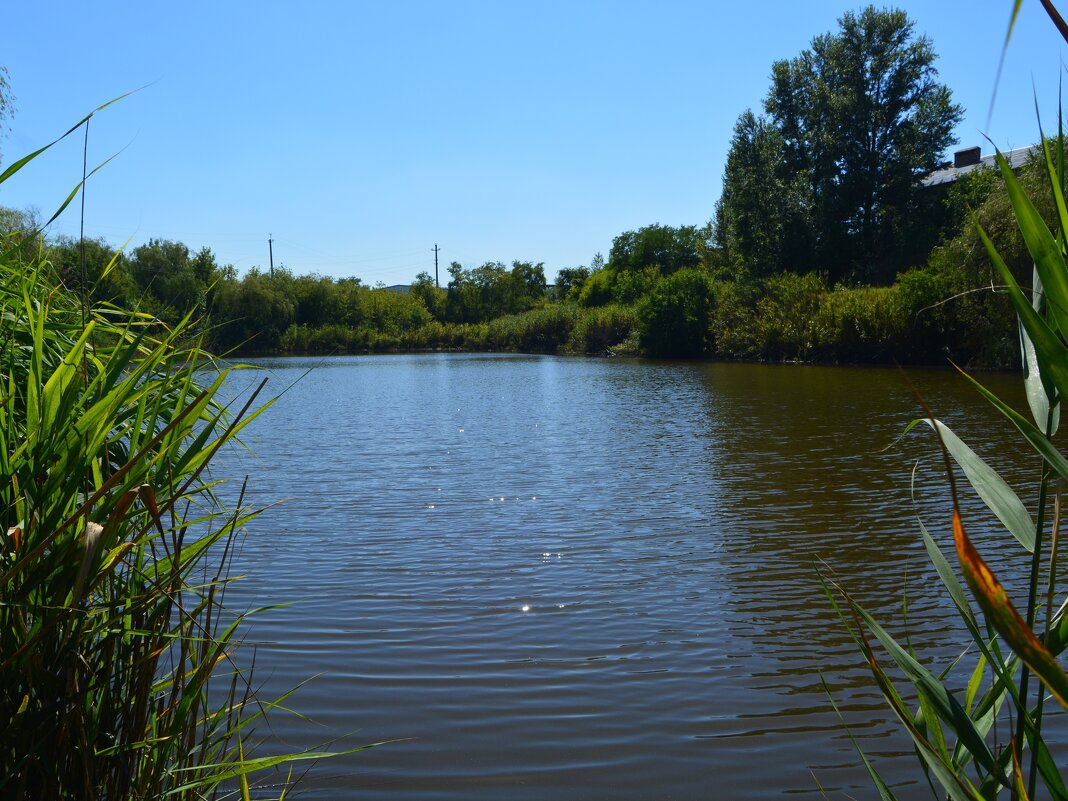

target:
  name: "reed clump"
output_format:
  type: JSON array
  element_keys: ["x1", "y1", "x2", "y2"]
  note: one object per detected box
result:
[{"x1": 0, "y1": 110, "x2": 339, "y2": 800}]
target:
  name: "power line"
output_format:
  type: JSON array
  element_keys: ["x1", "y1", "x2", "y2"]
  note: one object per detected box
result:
[{"x1": 432, "y1": 243, "x2": 440, "y2": 288}]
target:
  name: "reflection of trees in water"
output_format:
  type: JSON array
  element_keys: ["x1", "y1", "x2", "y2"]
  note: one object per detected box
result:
[{"x1": 687, "y1": 362, "x2": 1038, "y2": 790}]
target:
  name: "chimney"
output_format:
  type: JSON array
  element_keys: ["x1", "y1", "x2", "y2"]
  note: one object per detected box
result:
[{"x1": 953, "y1": 146, "x2": 981, "y2": 168}]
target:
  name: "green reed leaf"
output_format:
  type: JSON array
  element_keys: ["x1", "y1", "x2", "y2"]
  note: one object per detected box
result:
[
  {"x1": 1020, "y1": 267, "x2": 1060, "y2": 435},
  {"x1": 821, "y1": 674, "x2": 899, "y2": 801},
  {"x1": 850, "y1": 601, "x2": 1003, "y2": 782},
  {"x1": 842, "y1": 597, "x2": 986, "y2": 801},
  {"x1": 975, "y1": 222, "x2": 1068, "y2": 404},
  {"x1": 959, "y1": 366, "x2": 1068, "y2": 484},
  {"x1": 909, "y1": 418, "x2": 1035, "y2": 552},
  {"x1": 964, "y1": 654, "x2": 986, "y2": 714},
  {"x1": 995, "y1": 150, "x2": 1068, "y2": 339},
  {"x1": 920, "y1": 521, "x2": 977, "y2": 631}
]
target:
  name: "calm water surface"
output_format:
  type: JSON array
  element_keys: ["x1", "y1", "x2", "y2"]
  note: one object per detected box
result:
[{"x1": 213, "y1": 354, "x2": 1062, "y2": 799}]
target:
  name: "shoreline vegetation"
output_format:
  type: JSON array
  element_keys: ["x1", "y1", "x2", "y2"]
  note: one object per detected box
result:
[{"x1": 0, "y1": 151, "x2": 1037, "y2": 369}]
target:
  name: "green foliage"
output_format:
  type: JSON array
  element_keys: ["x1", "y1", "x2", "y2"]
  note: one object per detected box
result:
[
  {"x1": 0, "y1": 107, "x2": 364, "y2": 799},
  {"x1": 0, "y1": 206, "x2": 42, "y2": 265},
  {"x1": 444, "y1": 260, "x2": 547, "y2": 323},
  {"x1": 718, "y1": 5, "x2": 963, "y2": 285},
  {"x1": 943, "y1": 165, "x2": 1001, "y2": 231},
  {"x1": 484, "y1": 304, "x2": 580, "y2": 353},
  {"x1": 755, "y1": 272, "x2": 826, "y2": 360},
  {"x1": 701, "y1": 268, "x2": 956, "y2": 364},
  {"x1": 564, "y1": 303, "x2": 640, "y2": 355},
  {"x1": 127, "y1": 239, "x2": 223, "y2": 324},
  {"x1": 410, "y1": 271, "x2": 446, "y2": 320},
  {"x1": 713, "y1": 110, "x2": 811, "y2": 279},
  {"x1": 637, "y1": 268, "x2": 716, "y2": 357},
  {"x1": 577, "y1": 268, "x2": 615, "y2": 307},
  {"x1": 608, "y1": 223, "x2": 704, "y2": 276},
  {"x1": 576, "y1": 225, "x2": 703, "y2": 311},
  {"x1": 213, "y1": 268, "x2": 296, "y2": 351},
  {"x1": 553, "y1": 266, "x2": 591, "y2": 301},
  {"x1": 48, "y1": 236, "x2": 136, "y2": 308},
  {"x1": 0, "y1": 255, "x2": 312, "y2": 798},
  {"x1": 612, "y1": 265, "x2": 661, "y2": 305},
  {"x1": 359, "y1": 285, "x2": 432, "y2": 335}
]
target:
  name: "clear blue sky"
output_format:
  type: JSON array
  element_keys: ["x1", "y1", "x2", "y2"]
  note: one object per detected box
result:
[{"x1": 1, "y1": 1, "x2": 1066, "y2": 285}]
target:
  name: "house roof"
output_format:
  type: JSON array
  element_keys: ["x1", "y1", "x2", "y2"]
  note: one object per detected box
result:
[{"x1": 921, "y1": 144, "x2": 1040, "y2": 186}]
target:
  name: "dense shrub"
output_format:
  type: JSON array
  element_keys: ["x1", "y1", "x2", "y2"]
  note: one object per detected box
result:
[
  {"x1": 637, "y1": 268, "x2": 717, "y2": 357},
  {"x1": 564, "y1": 304, "x2": 640, "y2": 354},
  {"x1": 577, "y1": 269, "x2": 615, "y2": 307},
  {"x1": 485, "y1": 304, "x2": 580, "y2": 353}
]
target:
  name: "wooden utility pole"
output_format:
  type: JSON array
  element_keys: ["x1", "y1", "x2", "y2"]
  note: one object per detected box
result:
[
  {"x1": 432, "y1": 243, "x2": 440, "y2": 288},
  {"x1": 268, "y1": 235, "x2": 275, "y2": 278}
]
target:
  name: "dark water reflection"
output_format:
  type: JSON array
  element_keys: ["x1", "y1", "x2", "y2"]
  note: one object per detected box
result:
[{"x1": 212, "y1": 354, "x2": 1064, "y2": 799}]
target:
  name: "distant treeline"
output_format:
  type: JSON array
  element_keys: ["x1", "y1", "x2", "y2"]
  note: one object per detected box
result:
[{"x1": 0, "y1": 150, "x2": 1039, "y2": 368}]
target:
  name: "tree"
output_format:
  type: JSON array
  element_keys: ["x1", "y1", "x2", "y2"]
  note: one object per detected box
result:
[
  {"x1": 713, "y1": 111, "x2": 813, "y2": 279},
  {"x1": 554, "y1": 266, "x2": 591, "y2": 300},
  {"x1": 50, "y1": 236, "x2": 135, "y2": 307},
  {"x1": 0, "y1": 206, "x2": 42, "y2": 266},
  {"x1": 212, "y1": 268, "x2": 295, "y2": 350},
  {"x1": 608, "y1": 224, "x2": 702, "y2": 275},
  {"x1": 128, "y1": 239, "x2": 223, "y2": 322},
  {"x1": 444, "y1": 260, "x2": 547, "y2": 322},
  {"x1": 736, "y1": 6, "x2": 962, "y2": 283},
  {"x1": 410, "y1": 271, "x2": 446, "y2": 320}
]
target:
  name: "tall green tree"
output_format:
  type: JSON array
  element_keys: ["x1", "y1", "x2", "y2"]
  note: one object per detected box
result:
[
  {"x1": 410, "y1": 271, "x2": 446, "y2": 320},
  {"x1": 444, "y1": 260, "x2": 547, "y2": 322},
  {"x1": 128, "y1": 239, "x2": 223, "y2": 323},
  {"x1": 608, "y1": 223, "x2": 702, "y2": 276},
  {"x1": 554, "y1": 266, "x2": 591, "y2": 300},
  {"x1": 638, "y1": 268, "x2": 717, "y2": 357},
  {"x1": 737, "y1": 5, "x2": 962, "y2": 283},
  {"x1": 50, "y1": 236, "x2": 135, "y2": 307},
  {"x1": 713, "y1": 110, "x2": 812, "y2": 279}
]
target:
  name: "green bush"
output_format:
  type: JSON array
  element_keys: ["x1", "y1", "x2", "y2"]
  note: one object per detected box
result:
[
  {"x1": 576, "y1": 269, "x2": 614, "y2": 307},
  {"x1": 564, "y1": 304, "x2": 640, "y2": 354},
  {"x1": 485, "y1": 304, "x2": 579, "y2": 353},
  {"x1": 637, "y1": 268, "x2": 716, "y2": 357},
  {"x1": 812, "y1": 284, "x2": 910, "y2": 362},
  {"x1": 0, "y1": 257, "x2": 313, "y2": 798},
  {"x1": 708, "y1": 279, "x2": 762, "y2": 358}
]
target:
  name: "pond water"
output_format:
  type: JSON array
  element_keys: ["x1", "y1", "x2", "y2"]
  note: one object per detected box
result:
[{"x1": 212, "y1": 353, "x2": 1059, "y2": 799}]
